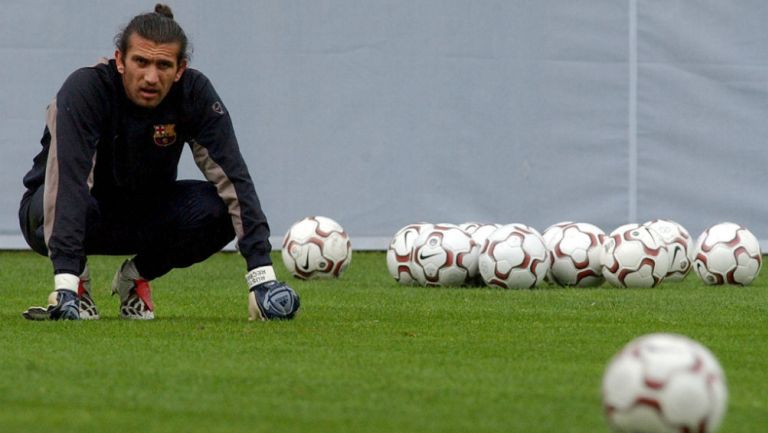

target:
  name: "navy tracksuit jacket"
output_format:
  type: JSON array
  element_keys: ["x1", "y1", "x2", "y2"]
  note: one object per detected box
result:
[{"x1": 20, "y1": 59, "x2": 273, "y2": 277}]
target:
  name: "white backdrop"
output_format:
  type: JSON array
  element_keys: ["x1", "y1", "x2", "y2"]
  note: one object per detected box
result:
[{"x1": 1, "y1": 1, "x2": 767, "y2": 251}]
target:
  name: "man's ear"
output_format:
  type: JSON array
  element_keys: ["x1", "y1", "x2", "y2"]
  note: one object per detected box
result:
[
  {"x1": 115, "y1": 49, "x2": 125, "y2": 74},
  {"x1": 174, "y1": 60, "x2": 187, "y2": 82}
]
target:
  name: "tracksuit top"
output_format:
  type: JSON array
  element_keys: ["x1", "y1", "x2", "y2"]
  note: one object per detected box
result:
[{"x1": 21, "y1": 59, "x2": 272, "y2": 275}]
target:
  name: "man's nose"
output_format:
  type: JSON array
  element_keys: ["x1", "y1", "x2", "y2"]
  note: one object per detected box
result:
[{"x1": 144, "y1": 67, "x2": 159, "y2": 84}]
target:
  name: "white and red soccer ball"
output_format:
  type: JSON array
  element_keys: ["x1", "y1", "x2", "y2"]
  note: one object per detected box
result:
[
  {"x1": 645, "y1": 219, "x2": 694, "y2": 282},
  {"x1": 386, "y1": 223, "x2": 432, "y2": 285},
  {"x1": 478, "y1": 224, "x2": 550, "y2": 289},
  {"x1": 281, "y1": 216, "x2": 352, "y2": 279},
  {"x1": 410, "y1": 224, "x2": 480, "y2": 286},
  {"x1": 459, "y1": 222, "x2": 502, "y2": 283},
  {"x1": 693, "y1": 222, "x2": 762, "y2": 286},
  {"x1": 542, "y1": 221, "x2": 605, "y2": 287},
  {"x1": 602, "y1": 333, "x2": 728, "y2": 433},
  {"x1": 459, "y1": 222, "x2": 502, "y2": 250},
  {"x1": 602, "y1": 225, "x2": 670, "y2": 288}
]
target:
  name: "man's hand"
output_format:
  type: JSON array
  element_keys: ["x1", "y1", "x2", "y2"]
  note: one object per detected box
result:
[
  {"x1": 22, "y1": 289, "x2": 80, "y2": 321},
  {"x1": 246, "y1": 266, "x2": 300, "y2": 321}
]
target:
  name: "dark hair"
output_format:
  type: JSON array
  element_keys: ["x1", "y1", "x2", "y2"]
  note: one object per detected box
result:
[{"x1": 114, "y1": 4, "x2": 191, "y2": 63}]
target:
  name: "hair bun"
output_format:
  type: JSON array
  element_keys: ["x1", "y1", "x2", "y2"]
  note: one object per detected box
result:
[{"x1": 154, "y1": 3, "x2": 174, "y2": 19}]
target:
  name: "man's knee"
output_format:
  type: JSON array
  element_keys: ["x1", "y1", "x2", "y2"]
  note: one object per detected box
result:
[
  {"x1": 18, "y1": 188, "x2": 48, "y2": 256},
  {"x1": 170, "y1": 180, "x2": 230, "y2": 228},
  {"x1": 155, "y1": 180, "x2": 236, "y2": 250}
]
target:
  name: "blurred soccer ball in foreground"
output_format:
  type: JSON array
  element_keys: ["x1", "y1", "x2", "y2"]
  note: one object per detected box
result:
[
  {"x1": 281, "y1": 216, "x2": 351, "y2": 279},
  {"x1": 602, "y1": 225, "x2": 669, "y2": 288},
  {"x1": 411, "y1": 224, "x2": 479, "y2": 286},
  {"x1": 542, "y1": 221, "x2": 605, "y2": 287},
  {"x1": 645, "y1": 219, "x2": 693, "y2": 282},
  {"x1": 386, "y1": 223, "x2": 432, "y2": 285},
  {"x1": 602, "y1": 333, "x2": 728, "y2": 433},
  {"x1": 693, "y1": 222, "x2": 762, "y2": 286},
  {"x1": 478, "y1": 224, "x2": 549, "y2": 289}
]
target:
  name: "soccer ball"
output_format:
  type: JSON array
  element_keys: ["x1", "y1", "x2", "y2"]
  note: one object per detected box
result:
[
  {"x1": 645, "y1": 219, "x2": 693, "y2": 282},
  {"x1": 459, "y1": 222, "x2": 501, "y2": 246},
  {"x1": 602, "y1": 333, "x2": 728, "y2": 433},
  {"x1": 693, "y1": 222, "x2": 762, "y2": 285},
  {"x1": 610, "y1": 223, "x2": 643, "y2": 236},
  {"x1": 386, "y1": 223, "x2": 432, "y2": 285},
  {"x1": 461, "y1": 223, "x2": 502, "y2": 248},
  {"x1": 281, "y1": 216, "x2": 352, "y2": 279},
  {"x1": 542, "y1": 221, "x2": 605, "y2": 287},
  {"x1": 460, "y1": 222, "x2": 501, "y2": 284},
  {"x1": 469, "y1": 224, "x2": 501, "y2": 243},
  {"x1": 602, "y1": 225, "x2": 670, "y2": 288},
  {"x1": 506, "y1": 223, "x2": 545, "y2": 238},
  {"x1": 411, "y1": 224, "x2": 480, "y2": 286},
  {"x1": 458, "y1": 222, "x2": 483, "y2": 233},
  {"x1": 478, "y1": 224, "x2": 550, "y2": 289}
]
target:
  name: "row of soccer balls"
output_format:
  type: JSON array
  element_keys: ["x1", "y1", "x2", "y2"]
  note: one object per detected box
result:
[
  {"x1": 385, "y1": 220, "x2": 762, "y2": 288},
  {"x1": 278, "y1": 216, "x2": 762, "y2": 288}
]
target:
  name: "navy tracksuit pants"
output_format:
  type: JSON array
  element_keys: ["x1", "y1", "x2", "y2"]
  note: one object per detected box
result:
[{"x1": 19, "y1": 180, "x2": 235, "y2": 280}]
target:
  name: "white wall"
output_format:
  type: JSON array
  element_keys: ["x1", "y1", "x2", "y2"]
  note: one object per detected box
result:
[{"x1": 2, "y1": 1, "x2": 767, "y2": 251}]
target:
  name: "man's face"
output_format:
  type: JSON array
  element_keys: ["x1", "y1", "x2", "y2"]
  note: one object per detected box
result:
[{"x1": 115, "y1": 33, "x2": 186, "y2": 108}]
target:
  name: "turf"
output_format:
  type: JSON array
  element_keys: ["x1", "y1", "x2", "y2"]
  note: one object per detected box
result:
[{"x1": 0, "y1": 250, "x2": 765, "y2": 433}]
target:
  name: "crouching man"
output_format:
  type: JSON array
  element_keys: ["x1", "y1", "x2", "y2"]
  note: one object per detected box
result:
[{"x1": 19, "y1": 4, "x2": 299, "y2": 321}]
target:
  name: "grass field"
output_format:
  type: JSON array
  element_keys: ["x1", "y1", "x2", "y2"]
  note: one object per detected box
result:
[{"x1": 0, "y1": 250, "x2": 766, "y2": 433}]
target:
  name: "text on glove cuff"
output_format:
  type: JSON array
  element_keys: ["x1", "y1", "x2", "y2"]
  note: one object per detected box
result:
[{"x1": 246, "y1": 266, "x2": 277, "y2": 287}]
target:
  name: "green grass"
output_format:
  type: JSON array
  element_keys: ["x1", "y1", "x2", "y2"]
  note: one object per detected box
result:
[{"x1": 0, "y1": 250, "x2": 766, "y2": 433}]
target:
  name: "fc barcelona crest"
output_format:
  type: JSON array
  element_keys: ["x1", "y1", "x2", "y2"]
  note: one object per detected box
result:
[{"x1": 153, "y1": 124, "x2": 177, "y2": 147}]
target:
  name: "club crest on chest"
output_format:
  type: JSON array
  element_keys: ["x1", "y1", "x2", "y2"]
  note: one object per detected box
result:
[{"x1": 153, "y1": 124, "x2": 177, "y2": 147}]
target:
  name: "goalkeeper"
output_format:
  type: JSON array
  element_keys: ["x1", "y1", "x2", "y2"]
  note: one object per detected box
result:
[{"x1": 18, "y1": 4, "x2": 299, "y2": 321}]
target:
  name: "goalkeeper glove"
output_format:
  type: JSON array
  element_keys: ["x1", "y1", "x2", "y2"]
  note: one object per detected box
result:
[{"x1": 246, "y1": 266, "x2": 300, "y2": 321}]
